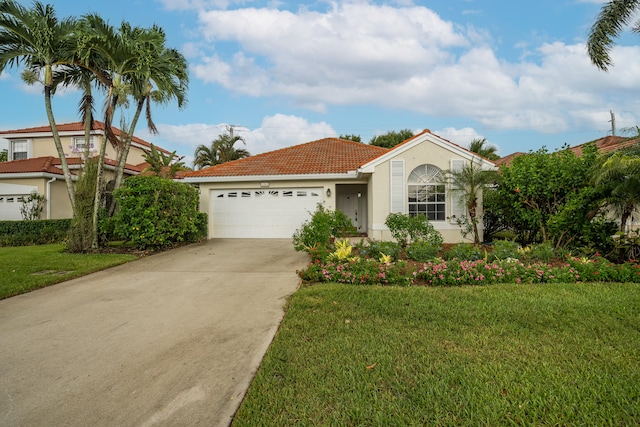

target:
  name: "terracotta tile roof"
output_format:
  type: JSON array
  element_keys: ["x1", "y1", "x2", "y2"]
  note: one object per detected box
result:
[
  {"x1": 570, "y1": 135, "x2": 639, "y2": 156},
  {"x1": 494, "y1": 152, "x2": 526, "y2": 167},
  {"x1": 0, "y1": 156, "x2": 145, "y2": 175},
  {"x1": 0, "y1": 121, "x2": 169, "y2": 153},
  {"x1": 185, "y1": 138, "x2": 389, "y2": 177},
  {"x1": 0, "y1": 156, "x2": 64, "y2": 175}
]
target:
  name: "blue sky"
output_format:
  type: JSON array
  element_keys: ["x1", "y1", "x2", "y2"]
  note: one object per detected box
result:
[{"x1": 1, "y1": 0, "x2": 638, "y2": 165}]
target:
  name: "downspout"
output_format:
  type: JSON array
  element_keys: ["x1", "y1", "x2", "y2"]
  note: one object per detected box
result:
[{"x1": 46, "y1": 176, "x2": 56, "y2": 220}]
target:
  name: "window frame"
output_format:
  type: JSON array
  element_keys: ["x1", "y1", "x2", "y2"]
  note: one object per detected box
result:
[
  {"x1": 407, "y1": 164, "x2": 446, "y2": 222},
  {"x1": 11, "y1": 140, "x2": 28, "y2": 160}
]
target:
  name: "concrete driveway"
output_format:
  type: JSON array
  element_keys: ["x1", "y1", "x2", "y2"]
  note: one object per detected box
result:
[{"x1": 0, "y1": 239, "x2": 310, "y2": 427}]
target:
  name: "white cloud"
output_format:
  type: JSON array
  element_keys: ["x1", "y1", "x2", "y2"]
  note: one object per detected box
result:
[
  {"x1": 185, "y1": 2, "x2": 640, "y2": 139},
  {"x1": 146, "y1": 114, "x2": 336, "y2": 165}
]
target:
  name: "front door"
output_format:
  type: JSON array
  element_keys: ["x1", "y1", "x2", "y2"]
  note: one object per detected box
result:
[{"x1": 336, "y1": 184, "x2": 367, "y2": 233}]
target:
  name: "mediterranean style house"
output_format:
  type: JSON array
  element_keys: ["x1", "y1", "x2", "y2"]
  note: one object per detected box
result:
[
  {"x1": 0, "y1": 122, "x2": 167, "y2": 220},
  {"x1": 183, "y1": 129, "x2": 497, "y2": 244}
]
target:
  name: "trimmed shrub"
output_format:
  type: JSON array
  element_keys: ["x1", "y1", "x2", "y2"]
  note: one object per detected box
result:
[
  {"x1": 0, "y1": 219, "x2": 71, "y2": 246},
  {"x1": 112, "y1": 176, "x2": 203, "y2": 249},
  {"x1": 384, "y1": 213, "x2": 443, "y2": 247}
]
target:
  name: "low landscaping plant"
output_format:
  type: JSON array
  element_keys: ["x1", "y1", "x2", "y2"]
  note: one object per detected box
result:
[
  {"x1": 443, "y1": 242, "x2": 484, "y2": 261},
  {"x1": 405, "y1": 240, "x2": 440, "y2": 262},
  {"x1": 292, "y1": 204, "x2": 358, "y2": 252}
]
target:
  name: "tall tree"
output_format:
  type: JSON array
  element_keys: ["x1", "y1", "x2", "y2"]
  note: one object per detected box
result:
[
  {"x1": 339, "y1": 134, "x2": 362, "y2": 142},
  {"x1": 441, "y1": 159, "x2": 498, "y2": 244},
  {"x1": 0, "y1": 0, "x2": 78, "y2": 210},
  {"x1": 369, "y1": 129, "x2": 414, "y2": 148},
  {"x1": 468, "y1": 138, "x2": 500, "y2": 160},
  {"x1": 193, "y1": 128, "x2": 250, "y2": 169},
  {"x1": 587, "y1": 0, "x2": 640, "y2": 70}
]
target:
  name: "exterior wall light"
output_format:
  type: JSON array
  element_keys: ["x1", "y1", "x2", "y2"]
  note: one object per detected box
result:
[{"x1": 326, "y1": 188, "x2": 331, "y2": 197}]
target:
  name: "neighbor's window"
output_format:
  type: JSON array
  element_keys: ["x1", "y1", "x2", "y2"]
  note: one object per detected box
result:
[
  {"x1": 11, "y1": 140, "x2": 27, "y2": 160},
  {"x1": 73, "y1": 137, "x2": 91, "y2": 152},
  {"x1": 408, "y1": 164, "x2": 445, "y2": 221}
]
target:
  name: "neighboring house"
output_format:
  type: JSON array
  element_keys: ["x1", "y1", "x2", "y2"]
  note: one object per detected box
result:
[
  {"x1": 0, "y1": 122, "x2": 167, "y2": 220},
  {"x1": 495, "y1": 135, "x2": 639, "y2": 167},
  {"x1": 183, "y1": 129, "x2": 496, "y2": 243}
]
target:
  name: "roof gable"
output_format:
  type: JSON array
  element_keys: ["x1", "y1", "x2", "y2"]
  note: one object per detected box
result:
[
  {"x1": 360, "y1": 129, "x2": 496, "y2": 172},
  {"x1": 184, "y1": 138, "x2": 389, "y2": 178}
]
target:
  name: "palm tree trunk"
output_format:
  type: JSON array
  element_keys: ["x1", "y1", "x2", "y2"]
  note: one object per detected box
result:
[
  {"x1": 44, "y1": 85, "x2": 76, "y2": 212},
  {"x1": 112, "y1": 98, "x2": 145, "y2": 194}
]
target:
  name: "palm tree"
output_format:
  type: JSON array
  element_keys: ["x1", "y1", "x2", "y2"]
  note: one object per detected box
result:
[
  {"x1": 141, "y1": 143, "x2": 187, "y2": 179},
  {"x1": 111, "y1": 24, "x2": 189, "y2": 191},
  {"x1": 442, "y1": 159, "x2": 498, "y2": 244},
  {"x1": 591, "y1": 144, "x2": 640, "y2": 231},
  {"x1": 193, "y1": 128, "x2": 250, "y2": 169},
  {"x1": 0, "y1": 0, "x2": 79, "y2": 210},
  {"x1": 468, "y1": 138, "x2": 499, "y2": 161},
  {"x1": 587, "y1": 0, "x2": 640, "y2": 70}
]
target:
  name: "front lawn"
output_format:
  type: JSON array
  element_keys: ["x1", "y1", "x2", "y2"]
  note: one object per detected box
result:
[
  {"x1": 233, "y1": 283, "x2": 640, "y2": 426},
  {"x1": 0, "y1": 244, "x2": 138, "y2": 299}
]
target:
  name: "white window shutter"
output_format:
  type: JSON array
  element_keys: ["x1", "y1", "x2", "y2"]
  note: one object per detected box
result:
[
  {"x1": 450, "y1": 159, "x2": 466, "y2": 223},
  {"x1": 390, "y1": 160, "x2": 405, "y2": 213}
]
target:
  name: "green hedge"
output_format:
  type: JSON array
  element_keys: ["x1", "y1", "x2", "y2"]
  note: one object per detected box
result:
[
  {"x1": 112, "y1": 176, "x2": 206, "y2": 249},
  {"x1": 0, "y1": 219, "x2": 72, "y2": 246}
]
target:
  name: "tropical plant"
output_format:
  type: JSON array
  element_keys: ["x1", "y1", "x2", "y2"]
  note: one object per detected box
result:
[
  {"x1": 0, "y1": 148, "x2": 7, "y2": 162},
  {"x1": 468, "y1": 138, "x2": 499, "y2": 160},
  {"x1": 587, "y1": 0, "x2": 640, "y2": 70},
  {"x1": 0, "y1": 0, "x2": 79, "y2": 209},
  {"x1": 591, "y1": 144, "x2": 640, "y2": 232},
  {"x1": 441, "y1": 159, "x2": 498, "y2": 244},
  {"x1": 193, "y1": 127, "x2": 250, "y2": 169},
  {"x1": 369, "y1": 129, "x2": 414, "y2": 148},
  {"x1": 141, "y1": 143, "x2": 186, "y2": 178}
]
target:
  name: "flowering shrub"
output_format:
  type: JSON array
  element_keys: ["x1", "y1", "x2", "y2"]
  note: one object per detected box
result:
[
  {"x1": 297, "y1": 241, "x2": 640, "y2": 287},
  {"x1": 298, "y1": 258, "x2": 412, "y2": 286}
]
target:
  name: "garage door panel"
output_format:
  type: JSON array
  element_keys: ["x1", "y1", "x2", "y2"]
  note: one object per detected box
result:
[{"x1": 210, "y1": 188, "x2": 323, "y2": 238}]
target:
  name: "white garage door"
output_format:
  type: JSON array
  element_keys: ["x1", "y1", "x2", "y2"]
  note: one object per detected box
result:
[
  {"x1": 0, "y1": 194, "x2": 26, "y2": 220},
  {"x1": 210, "y1": 188, "x2": 324, "y2": 238}
]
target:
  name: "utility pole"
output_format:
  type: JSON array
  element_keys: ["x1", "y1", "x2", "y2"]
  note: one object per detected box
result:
[{"x1": 610, "y1": 110, "x2": 616, "y2": 136}]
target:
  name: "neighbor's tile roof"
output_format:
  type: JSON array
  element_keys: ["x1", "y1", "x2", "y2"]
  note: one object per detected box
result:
[
  {"x1": 570, "y1": 135, "x2": 639, "y2": 156},
  {"x1": 0, "y1": 156, "x2": 146, "y2": 175},
  {"x1": 0, "y1": 121, "x2": 169, "y2": 153},
  {"x1": 0, "y1": 156, "x2": 64, "y2": 175},
  {"x1": 185, "y1": 138, "x2": 390, "y2": 177}
]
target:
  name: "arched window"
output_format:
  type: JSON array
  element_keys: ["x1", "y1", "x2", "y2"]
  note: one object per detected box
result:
[{"x1": 408, "y1": 164, "x2": 445, "y2": 221}]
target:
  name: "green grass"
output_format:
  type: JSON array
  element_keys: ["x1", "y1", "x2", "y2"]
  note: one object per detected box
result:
[
  {"x1": 233, "y1": 283, "x2": 640, "y2": 426},
  {"x1": 0, "y1": 244, "x2": 138, "y2": 299}
]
